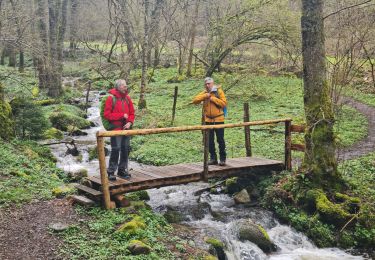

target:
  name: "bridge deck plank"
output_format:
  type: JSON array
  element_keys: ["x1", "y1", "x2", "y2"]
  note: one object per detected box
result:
[{"x1": 87, "y1": 157, "x2": 283, "y2": 194}]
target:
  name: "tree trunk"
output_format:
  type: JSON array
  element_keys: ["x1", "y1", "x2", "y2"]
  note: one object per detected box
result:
[
  {"x1": 8, "y1": 46, "x2": 16, "y2": 67},
  {"x1": 36, "y1": 0, "x2": 49, "y2": 89},
  {"x1": 301, "y1": 0, "x2": 340, "y2": 188},
  {"x1": 19, "y1": 50, "x2": 24, "y2": 72},
  {"x1": 69, "y1": 0, "x2": 78, "y2": 57},
  {"x1": 186, "y1": 0, "x2": 200, "y2": 77},
  {"x1": 139, "y1": 0, "x2": 150, "y2": 109},
  {"x1": 0, "y1": 48, "x2": 6, "y2": 65}
]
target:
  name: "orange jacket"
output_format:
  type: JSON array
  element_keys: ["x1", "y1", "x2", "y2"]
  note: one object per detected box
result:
[{"x1": 192, "y1": 86, "x2": 227, "y2": 123}]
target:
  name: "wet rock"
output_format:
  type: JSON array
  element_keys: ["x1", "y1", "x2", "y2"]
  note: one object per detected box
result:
[
  {"x1": 206, "y1": 237, "x2": 226, "y2": 260},
  {"x1": 225, "y1": 177, "x2": 240, "y2": 194},
  {"x1": 250, "y1": 187, "x2": 260, "y2": 200},
  {"x1": 234, "y1": 189, "x2": 251, "y2": 204},
  {"x1": 127, "y1": 240, "x2": 151, "y2": 255},
  {"x1": 67, "y1": 168, "x2": 88, "y2": 181},
  {"x1": 67, "y1": 126, "x2": 88, "y2": 136},
  {"x1": 237, "y1": 219, "x2": 276, "y2": 253},
  {"x1": 191, "y1": 202, "x2": 211, "y2": 220},
  {"x1": 164, "y1": 206, "x2": 186, "y2": 223}
]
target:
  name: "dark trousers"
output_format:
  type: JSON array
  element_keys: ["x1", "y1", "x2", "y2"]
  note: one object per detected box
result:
[
  {"x1": 108, "y1": 136, "x2": 130, "y2": 173},
  {"x1": 206, "y1": 122, "x2": 226, "y2": 161}
]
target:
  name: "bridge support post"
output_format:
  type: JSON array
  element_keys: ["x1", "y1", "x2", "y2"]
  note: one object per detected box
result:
[
  {"x1": 284, "y1": 120, "x2": 292, "y2": 170},
  {"x1": 97, "y1": 135, "x2": 111, "y2": 209},
  {"x1": 202, "y1": 129, "x2": 209, "y2": 181},
  {"x1": 243, "y1": 103, "x2": 252, "y2": 156}
]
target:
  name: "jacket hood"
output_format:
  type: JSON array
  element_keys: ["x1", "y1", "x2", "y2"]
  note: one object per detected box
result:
[{"x1": 109, "y1": 88, "x2": 128, "y2": 98}]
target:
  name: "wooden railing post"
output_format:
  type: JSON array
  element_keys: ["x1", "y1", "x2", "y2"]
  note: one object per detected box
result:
[
  {"x1": 243, "y1": 103, "x2": 252, "y2": 156},
  {"x1": 202, "y1": 129, "x2": 209, "y2": 181},
  {"x1": 284, "y1": 120, "x2": 292, "y2": 170},
  {"x1": 97, "y1": 135, "x2": 111, "y2": 209},
  {"x1": 171, "y1": 86, "x2": 178, "y2": 125}
]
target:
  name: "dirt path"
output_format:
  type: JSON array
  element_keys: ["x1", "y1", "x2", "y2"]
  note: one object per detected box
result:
[
  {"x1": 338, "y1": 97, "x2": 375, "y2": 160},
  {"x1": 0, "y1": 199, "x2": 81, "y2": 260}
]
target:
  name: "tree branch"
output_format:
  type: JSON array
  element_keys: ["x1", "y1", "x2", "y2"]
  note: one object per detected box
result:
[{"x1": 323, "y1": 0, "x2": 373, "y2": 20}]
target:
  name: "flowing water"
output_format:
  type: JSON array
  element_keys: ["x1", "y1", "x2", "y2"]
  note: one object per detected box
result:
[{"x1": 47, "y1": 91, "x2": 367, "y2": 260}]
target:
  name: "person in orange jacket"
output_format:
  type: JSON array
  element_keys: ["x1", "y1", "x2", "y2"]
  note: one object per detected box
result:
[{"x1": 192, "y1": 77, "x2": 227, "y2": 166}]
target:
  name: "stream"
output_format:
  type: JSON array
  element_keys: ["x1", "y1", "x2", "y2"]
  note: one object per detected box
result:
[{"x1": 48, "y1": 91, "x2": 366, "y2": 260}]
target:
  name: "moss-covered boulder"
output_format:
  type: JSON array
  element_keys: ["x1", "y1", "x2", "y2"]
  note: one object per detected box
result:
[
  {"x1": 67, "y1": 168, "x2": 88, "y2": 182},
  {"x1": 306, "y1": 189, "x2": 354, "y2": 226},
  {"x1": 43, "y1": 127, "x2": 64, "y2": 140},
  {"x1": 52, "y1": 185, "x2": 75, "y2": 198},
  {"x1": 127, "y1": 240, "x2": 151, "y2": 255},
  {"x1": 206, "y1": 237, "x2": 226, "y2": 260},
  {"x1": 233, "y1": 189, "x2": 251, "y2": 204},
  {"x1": 117, "y1": 216, "x2": 147, "y2": 235},
  {"x1": 49, "y1": 111, "x2": 91, "y2": 131},
  {"x1": 225, "y1": 177, "x2": 241, "y2": 194},
  {"x1": 237, "y1": 219, "x2": 276, "y2": 253}
]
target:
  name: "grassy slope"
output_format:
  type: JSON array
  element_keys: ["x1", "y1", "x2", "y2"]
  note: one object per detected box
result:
[
  {"x1": 0, "y1": 140, "x2": 64, "y2": 207},
  {"x1": 130, "y1": 68, "x2": 368, "y2": 165}
]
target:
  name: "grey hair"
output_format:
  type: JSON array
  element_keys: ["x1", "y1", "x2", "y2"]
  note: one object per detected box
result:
[
  {"x1": 204, "y1": 77, "x2": 214, "y2": 83},
  {"x1": 115, "y1": 79, "x2": 127, "y2": 89}
]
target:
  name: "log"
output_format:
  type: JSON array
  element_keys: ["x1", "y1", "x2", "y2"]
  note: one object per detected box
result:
[{"x1": 97, "y1": 118, "x2": 292, "y2": 137}]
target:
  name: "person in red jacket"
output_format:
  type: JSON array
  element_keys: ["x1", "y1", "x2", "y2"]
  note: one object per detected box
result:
[{"x1": 103, "y1": 79, "x2": 135, "y2": 180}]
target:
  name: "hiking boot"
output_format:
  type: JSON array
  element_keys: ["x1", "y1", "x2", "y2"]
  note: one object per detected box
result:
[
  {"x1": 118, "y1": 169, "x2": 131, "y2": 179},
  {"x1": 108, "y1": 172, "x2": 116, "y2": 181},
  {"x1": 219, "y1": 160, "x2": 226, "y2": 166},
  {"x1": 208, "y1": 159, "x2": 218, "y2": 165}
]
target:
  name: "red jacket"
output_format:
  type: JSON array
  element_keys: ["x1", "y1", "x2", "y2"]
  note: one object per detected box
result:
[{"x1": 103, "y1": 88, "x2": 135, "y2": 130}]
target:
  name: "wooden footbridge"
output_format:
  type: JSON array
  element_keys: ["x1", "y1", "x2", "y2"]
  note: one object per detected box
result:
[{"x1": 77, "y1": 117, "x2": 305, "y2": 209}]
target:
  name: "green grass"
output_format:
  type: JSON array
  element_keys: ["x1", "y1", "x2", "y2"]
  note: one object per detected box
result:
[
  {"x1": 129, "y1": 69, "x2": 368, "y2": 165},
  {"x1": 0, "y1": 139, "x2": 65, "y2": 207},
  {"x1": 59, "y1": 207, "x2": 175, "y2": 259},
  {"x1": 343, "y1": 87, "x2": 375, "y2": 108},
  {"x1": 340, "y1": 152, "x2": 375, "y2": 202}
]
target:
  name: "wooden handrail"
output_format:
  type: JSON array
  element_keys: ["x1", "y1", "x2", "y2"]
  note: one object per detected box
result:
[{"x1": 97, "y1": 118, "x2": 293, "y2": 137}]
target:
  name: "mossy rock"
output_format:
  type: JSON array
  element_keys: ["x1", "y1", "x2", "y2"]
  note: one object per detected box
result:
[
  {"x1": 206, "y1": 238, "x2": 225, "y2": 260},
  {"x1": 306, "y1": 189, "x2": 353, "y2": 226},
  {"x1": 34, "y1": 99, "x2": 57, "y2": 106},
  {"x1": 203, "y1": 255, "x2": 218, "y2": 260},
  {"x1": 117, "y1": 216, "x2": 147, "y2": 235},
  {"x1": 52, "y1": 185, "x2": 75, "y2": 198},
  {"x1": 164, "y1": 207, "x2": 185, "y2": 223},
  {"x1": 237, "y1": 219, "x2": 276, "y2": 253},
  {"x1": 225, "y1": 177, "x2": 240, "y2": 194},
  {"x1": 205, "y1": 238, "x2": 224, "y2": 249},
  {"x1": 67, "y1": 168, "x2": 88, "y2": 181},
  {"x1": 126, "y1": 190, "x2": 150, "y2": 201},
  {"x1": 43, "y1": 127, "x2": 64, "y2": 140},
  {"x1": 49, "y1": 111, "x2": 91, "y2": 131},
  {"x1": 127, "y1": 240, "x2": 151, "y2": 255}
]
